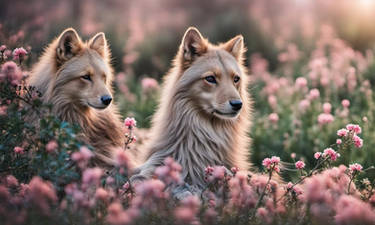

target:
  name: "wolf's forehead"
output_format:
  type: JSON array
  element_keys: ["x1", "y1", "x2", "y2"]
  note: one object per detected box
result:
[
  {"x1": 206, "y1": 50, "x2": 241, "y2": 75},
  {"x1": 86, "y1": 50, "x2": 111, "y2": 75}
]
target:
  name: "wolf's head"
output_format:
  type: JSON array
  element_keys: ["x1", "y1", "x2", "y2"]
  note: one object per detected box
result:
[
  {"x1": 174, "y1": 27, "x2": 248, "y2": 120},
  {"x1": 48, "y1": 28, "x2": 113, "y2": 110}
]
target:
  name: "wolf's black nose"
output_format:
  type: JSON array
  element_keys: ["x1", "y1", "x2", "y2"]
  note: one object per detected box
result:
[
  {"x1": 101, "y1": 95, "x2": 112, "y2": 106},
  {"x1": 229, "y1": 100, "x2": 242, "y2": 111}
]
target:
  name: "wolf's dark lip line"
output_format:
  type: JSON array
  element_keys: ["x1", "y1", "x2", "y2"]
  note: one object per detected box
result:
[
  {"x1": 87, "y1": 102, "x2": 108, "y2": 110},
  {"x1": 214, "y1": 110, "x2": 238, "y2": 116}
]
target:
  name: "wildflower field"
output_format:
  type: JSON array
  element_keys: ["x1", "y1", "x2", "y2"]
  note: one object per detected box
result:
[{"x1": 1, "y1": 0, "x2": 375, "y2": 224}]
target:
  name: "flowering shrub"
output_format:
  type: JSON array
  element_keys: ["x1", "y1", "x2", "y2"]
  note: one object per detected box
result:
[{"x1": 1, "y1": 19, "x2": 375, "y2": 225}]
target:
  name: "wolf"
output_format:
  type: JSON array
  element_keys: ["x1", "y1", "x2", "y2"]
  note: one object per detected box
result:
[
  {"x1": 28, "y1": 28, "x2": 125, "y2": 167},
  {"x1": 132, "y1": 27, "x2": 252, "y2": 191}
]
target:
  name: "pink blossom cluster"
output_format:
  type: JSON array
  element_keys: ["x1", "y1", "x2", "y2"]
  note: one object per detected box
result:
[
  {"x1": 268, "y1": 113, "x2": 279, "y2": 124},
  {"x1": 12, "y1": 47, "x2": 27, "y2": 60},
  {"x1": 349, "y1": 163, "x2": 363, "y2": 173},
  {"x1": 227, "y1": 171, "x2": 257, "y2": 210},
  {"x1": 204, "y1": 165, "x2": 227, "y2": 182},
  {"x1": 46, "y1": 140, "x2": 58, "y2": 153},
  {"x1": 174, "y1": 196, "x2": 201, "y2": 224},
  {"x1": 154, "y1": 157, "x2": 182, "y2": 185},
  {"x1": 302, "y1": 166, "x2": 375, "y2": 224},
  {"x1": 336, "y1": 124, "x2": 363, "y2": 148},
  {"x1": 141, "y1": 77, "x2": 159, "y2": 91},
  {"x1": 0, "y1": 61, "x2": 23, "y2": 85},
  {"x1": 124, "y1": 117, "x2": 136, "y2": 129},
  {"x1": 322, "y1": 148, "x2": 340, "y2": 161},
  {"x1": 295, "y1": 160, "x2": 305, "y2": 169},
  {"x1": 71, "y1": 146, "x2": 94, "y2": 169},
  {"x1": 317, "y1": 112, "x2": 334, "y2": 125},
  {"x1": 262, "y1": 156, "x2": 281, "y2": 172}
]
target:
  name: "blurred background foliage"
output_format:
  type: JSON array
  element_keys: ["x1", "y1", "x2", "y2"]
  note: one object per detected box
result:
[{"x1": 1, "y1": 0, "x2": 375, "y2": 179}]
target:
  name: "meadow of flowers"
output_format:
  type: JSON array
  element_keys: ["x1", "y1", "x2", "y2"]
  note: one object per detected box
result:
[{"x1": 2, "y1": 0, "x2": 375, "y2": 224}]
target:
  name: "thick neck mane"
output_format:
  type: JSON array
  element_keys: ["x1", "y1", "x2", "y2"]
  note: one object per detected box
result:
[
  {"x1": 29, "y1": 42, "x2": 124, "y2": 165},
  {"x1": 143, "y1": 67, "x2": 251, "y2": 187}
]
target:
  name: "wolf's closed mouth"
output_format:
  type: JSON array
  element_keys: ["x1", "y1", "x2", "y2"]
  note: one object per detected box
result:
[
  {"x1": 214, "y1": 110, "x2": 238, "y2": 116},
  {"x1": 88, "y1": 102, "x2": 107, "y2": 110}
]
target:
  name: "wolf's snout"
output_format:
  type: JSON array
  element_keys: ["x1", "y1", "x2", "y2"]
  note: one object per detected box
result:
[
  {"x1": 229, "y1": 100, "x2": 242, "y2": 111},
  {"x1": 100, "y1": 95, "x2": 112, "y2": 106}
]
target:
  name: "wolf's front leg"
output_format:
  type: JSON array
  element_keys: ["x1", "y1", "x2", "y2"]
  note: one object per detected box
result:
[{"x1": 129, "y1": 153, "x2": 165, "y2": 184}]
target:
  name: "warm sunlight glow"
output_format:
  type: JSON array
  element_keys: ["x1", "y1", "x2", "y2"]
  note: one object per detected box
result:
[{"x1": 359, "y1": 0, "x2": 374, "y2": 7}]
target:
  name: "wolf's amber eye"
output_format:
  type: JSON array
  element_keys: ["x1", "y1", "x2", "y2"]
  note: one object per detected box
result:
[
  {"x1": 205, "y1": 75, "x2": 217, "y2": 84},
  {"x1": 81, "y1": 74, "x2": 92, "y2": 81},
  {"x1": 234, "y1": 75, "x2": 240, "y2": 83}
]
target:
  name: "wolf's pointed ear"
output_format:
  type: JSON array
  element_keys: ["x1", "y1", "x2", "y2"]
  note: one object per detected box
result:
[
  {"x1": 89, "y1": 32, "x2": 108, "y2": 58},
  {"x1": 56, "y1": 28, "x2": 81, "y2": 62},
  {"x1": 181, "y1": 27, "x2": 207, "y2": 62},
  {"x1": 223, "y1": 35, "x2": 245, "y2": 61}
]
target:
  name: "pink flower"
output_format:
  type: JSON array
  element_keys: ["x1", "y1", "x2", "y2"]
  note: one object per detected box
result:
[
  {"x1": 268, "y1": 113, "x2": 279, "y2": 124},
  {"x1": 268, "y1": 95, "x2": 277, "y2": 109},
  {"x1": 0, "y1": 105, "x2": 7, "y2": 115},
  {"x1": 346, "y1": 124, "x2": 361, "y2": 134},
  {"x1": 291, "y1": 153, "x2": 296, "y2": 159},
  {"x1": 205, "y1": 166, "x2": 214, "y2": 175},
  {"x1": 286, "y1": 182, "x2": 293, "y2": 190},
  {"x1": 14, "y1": 146, "x2": 24, "y2": 154},
  {"x1": 271, "y1": 156, "x2": 280, "y2": 164},
  {"x1": 0, "y1": 45, "x2": 6, "y2": 51},
  {"x1": 5, "y1": 175, "x2": 19, "y2": 187},
  {"x1": 107, "y1": 202, "x2": 131, "y2": 225},
  {"x1": 12, "y1": 47, "x2": 27, "y2": 60},
  {"x1": 341, "y1": 99, "x2": 350, "y2": 108},
  {"x1": 46, "y1": 140, "x2": 58, "y2": 153},
  {"x1": 308, "y1": 88, "x2": 320, "y2": 100},
  {"x1": 174, "y1": 207, "x2": 196, "y2": 224},
  {"x1": 124, "y1": 117, "x2": 136, "y2": 128},
  {"x1": 314, "y1": 152, "x2": 322, "y2": 159},
  {"x1": 352, "y1": 135, "x2": 363, "y2": 148},
  {"x1": 205, "y1": 166, "x2": 226, "y2": 182},
  {"x1": 337, "y1": 129, "x2": 348, "y2": 137},
  {"x1": 95, "y1": 188, "x2": 109, "y2": 202},
  {"x1": 28, "y1": 176, "x2": 57, "y2": 213},
  {"x1": 262, "y1": 156, "x2": 280, "y2": 172},
  {"x1": 71, "y1": 146, "x2": 93, "y2": 169},
  {"x1": 336, "y1": 139, "x2": 342, "y2": 145},
  {"x1": 317, "y1": 113, "x2": 334, "y2": 125},
  {"x1": 154, "y1": 157, "x2": 182, "y2": 185},
  {"x1": 334, "y1": 195, "x2": 375, "y2": 225},
  {"x1": 141, "y1": 77, "x2": 159, "y2": 91},
  {"x1": 323, "y1": 148, "x2": 340, "y2": 161},
  {"x1": 295, "y1": 77, "x2": 307, "y2": 89},
  {"x1": 256, "y1": 207, "x2": 271, "y2": 224},
  {"x1": 299, "y1": 99, "x2": 310, "y2": 112},
  {"x1": 295, "y1": 161, "x2": 305, "y2": 169},
  {"x1": 1, "y1": 61, "x2": 22, "y2": 85},
  {"x1": 82, "y1": 167, "x2": 103, "y2": 186},
  {"x1": 349, "y1": 163, "x2": 363, "y2": 173},
  {"x1": 231, "y1": 167, "x2": 239, "y2": 174},
  {"x1": 262, "y1": 158, "x2": 272, "y2": 168},
  {"x1": 322, "y1": 102, "x2": 332, "y2": 114},
  {"x1": 122, "y1": 182, "x2": 130, "y2": 191},
  {"x1": 212, "y1": 166, "x2": 226, "y2": 180}
]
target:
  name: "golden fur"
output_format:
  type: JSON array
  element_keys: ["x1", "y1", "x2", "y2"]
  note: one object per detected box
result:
[
  {"x1": 132, "y1": 27, "x2": 252, "y2": 188},
  {"x1": 28, "y1": 28, "x2": 125, "y2": 167}
]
